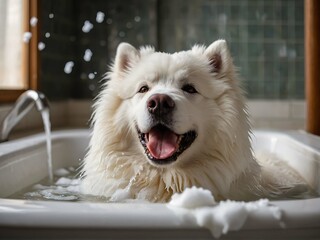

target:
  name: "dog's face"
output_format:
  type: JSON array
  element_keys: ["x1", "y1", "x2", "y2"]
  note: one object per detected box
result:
[{"x1": 110, "y1": 40, "x2": 235, "y2": 168}]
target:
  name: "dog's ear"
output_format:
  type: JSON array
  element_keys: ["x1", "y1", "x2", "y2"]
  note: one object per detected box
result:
[
  {"x1": 114, "y1": 43, "x2": 140, "y2": 78},
  {"x1": 205, "y1": 40, "x2": 232, "y2": 75}
]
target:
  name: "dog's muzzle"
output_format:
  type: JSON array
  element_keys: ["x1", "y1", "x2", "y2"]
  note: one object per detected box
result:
[{"x1": 138, "y1": 94, "x2": 197, "y2": 165}]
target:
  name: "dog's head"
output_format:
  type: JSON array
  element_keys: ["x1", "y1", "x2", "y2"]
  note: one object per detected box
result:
[{"x1": 104, "y1": 40, "x2": 245, "y2": 169}]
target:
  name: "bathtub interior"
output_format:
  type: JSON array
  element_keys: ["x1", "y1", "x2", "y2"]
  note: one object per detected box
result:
[
  {"x1": 252, "y1": 131, "x2": 320, "y2": 195},
  {"x1": 0, "y1": 130, "x2": 89, "y2": 197},
  {"x1": 0, "y1": 129, "x2": 319, "y2": 198}
]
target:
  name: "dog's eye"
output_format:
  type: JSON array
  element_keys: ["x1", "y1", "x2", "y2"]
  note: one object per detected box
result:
[
  {"x1": 182, "y1": 84, "x2": 197, "y2": 94},
  {"x1": 138, "y1": 85, "x2": 149, "y2": 93}
]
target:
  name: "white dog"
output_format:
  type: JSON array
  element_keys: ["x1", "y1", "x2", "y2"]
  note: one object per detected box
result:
[{"x1": 80, "y1": 40, "x2": 307, "y2": 202}]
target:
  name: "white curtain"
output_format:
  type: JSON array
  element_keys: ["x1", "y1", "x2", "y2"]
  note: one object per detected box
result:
[{"x1": 0, "y1": 0, "x2": 24, "y2": 89}]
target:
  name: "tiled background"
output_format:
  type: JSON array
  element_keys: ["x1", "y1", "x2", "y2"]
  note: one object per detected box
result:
[
  {"x1": 159, "y1": 0, "x2": 305, "y2": 99},
  {"x1": 40, "y1": 0, "x2": 157, "y2": 100},
  {"x1": 38, "y1": 0, "x2": 304, "y2": 100}
]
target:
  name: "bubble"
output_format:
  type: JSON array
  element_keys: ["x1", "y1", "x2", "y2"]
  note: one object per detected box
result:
[
  {"x1": 30, "y1": 17, "x2": 38, "y2": 27},
  {"x1": 134, "y1": 16, "x2": 141, "y2": 22},
  {"x1": 126, "y1": 22, "x2": 133, "y2": 29},
  {"x1": 96, "y1": 11, "x2": 105, "y2": 23},
  {"x1": 83, "y1": 49, "x2": 93, "y2": 62},
  {"x1": 38, "y1": 42, "x2": 46, "y2": 51},
  {"x1": 64, "y1": 61, "x2": 74, "y2": 74},
  {"x1": 88, "y1": 73, "x2": 95, "y2": 79},
  {"x1": 106, "y1": 18, "x2": 113, "y2": 24},
  {"x1": 22, "y1": 32, "x2": 32, "y2": 43},
  {"x1": 82, "y1": 20, "x2": 93, "y2": 33}
]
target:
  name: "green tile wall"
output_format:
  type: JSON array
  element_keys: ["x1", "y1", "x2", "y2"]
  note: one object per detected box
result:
[
  {"x1": 74, "y1": 0, "x2": 157, "y2": 98},
  {"x1": 39, "y1": 0, "x2": 304, "y2": 100},
  {"x1": 158, "y1": 0, "x2": 305, "y2": 99},
  {"x1": 39, "y1": 0, "x2": 157, "y2": 99},
  {"x1": 40, "y1": 0, "x2": 77, "y2": 100}
]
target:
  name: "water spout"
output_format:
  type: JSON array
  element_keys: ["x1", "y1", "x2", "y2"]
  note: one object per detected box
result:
[
  {"x1": 0, "y1": 90, "x2": 49, "y2": 142},
  {"x1": 0, "y1": 90, "x2": 53, "y2": 180}
]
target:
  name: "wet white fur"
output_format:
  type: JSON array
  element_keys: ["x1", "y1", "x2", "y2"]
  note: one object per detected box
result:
[{"x1": 80, "y1": 40, "x2": 306, "y2": 202}]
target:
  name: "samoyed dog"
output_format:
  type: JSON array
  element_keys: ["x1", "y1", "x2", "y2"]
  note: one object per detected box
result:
[{"x1": 80, "y1": 40, "x2": 306, "y2": 202}]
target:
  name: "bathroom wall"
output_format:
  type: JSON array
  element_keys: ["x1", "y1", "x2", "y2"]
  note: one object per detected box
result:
[
  {"x1": 38, "y1": 0, "x2": 304, "y2": 101},
  {"x1": 39, "y1": 0, "x2": 78, "y2": 100},
  {"x1": 159, "y1": 0, "x2": 305, "y2": 99},
  {"x1": 39, "y1": 0, "x2": 157, "y2": 100}
]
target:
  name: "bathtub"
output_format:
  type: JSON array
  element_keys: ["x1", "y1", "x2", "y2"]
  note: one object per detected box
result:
[{"x1": 0, "y1": 129, "x2": 319, "y2": 239}]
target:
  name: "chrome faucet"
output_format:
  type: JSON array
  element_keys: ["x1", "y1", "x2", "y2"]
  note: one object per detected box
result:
[{"x1": 0, "y1": 90, "x2": 49, "y2": 142}]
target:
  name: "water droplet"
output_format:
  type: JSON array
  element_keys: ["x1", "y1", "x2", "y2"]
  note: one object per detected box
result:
[
  {"x1": 30, "y1": 17, "x2": 38, "y2": 27},
  {"x1": 106, "y1": 18, "x2": 113, "y2": 24},
  {"x1": 83, "y1": 49, "x2": 93, "y2": 62},
  {"x1": 126, "y1": 22, "x2": 133, "y2": 29},
  {"x1": 88, "y1": 73, "x2": 95, "y2": 79},
  {"x1": 22, "y1": 32, "x2": 32, "y2": 43},
  {"x1": 64, "y1": 61, "x2": 74, "y2": 74},
  {"x1": 134, "y1": 16, "x2": 141, "y2": 22},
  {"x1": 82, "y1": 20, "x2": 93, "y2": 33},
  {"x1": 38, "y1": 42, "x2": 46, "y2": 51},
  {"x1": 96, "y1": 11, "x2": 105, "y2": 23}
]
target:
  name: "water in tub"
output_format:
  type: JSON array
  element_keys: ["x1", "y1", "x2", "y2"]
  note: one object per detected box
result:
[
  {"x1": 9, "y1": 166, "x2": 105, "y2": 202},
  {"x1": 10, "y1": 166, "x2": 80, "y2": 201},
  {"x1": 9, "y1": 148, "x2": 318, "y2": 202}
]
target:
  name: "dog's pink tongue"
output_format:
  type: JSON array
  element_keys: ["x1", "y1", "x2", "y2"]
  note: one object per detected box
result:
[{"x1": 147, "y1": 127, "x2": 179, "y2": 160}]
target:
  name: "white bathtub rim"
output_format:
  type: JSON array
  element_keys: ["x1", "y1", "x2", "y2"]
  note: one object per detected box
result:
[
  {"x1": 252, "y1": 129, "x2": 320, "y2": 155},
  {"x1": 0, "y1": 198, "x2": 319, "y2": 230}
]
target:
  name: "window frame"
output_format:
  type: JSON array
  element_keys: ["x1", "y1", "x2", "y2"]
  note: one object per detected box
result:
[{"x1": 0, "y1": 0, "x2": 39, "y2": 103}]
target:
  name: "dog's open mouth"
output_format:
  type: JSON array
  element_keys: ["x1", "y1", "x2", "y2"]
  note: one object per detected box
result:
[{"x1": 138, "y1": 124, "x2": 197, "y2": 165}]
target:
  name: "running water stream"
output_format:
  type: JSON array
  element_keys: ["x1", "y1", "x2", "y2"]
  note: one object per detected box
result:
[{"x1": 41, "y1": 109, "x2": 53, "y2": 181}]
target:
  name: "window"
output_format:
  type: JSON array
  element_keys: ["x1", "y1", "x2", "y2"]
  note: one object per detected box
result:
[{"x1": 0, "y1": 0, "x2": 38, "y2": 103}]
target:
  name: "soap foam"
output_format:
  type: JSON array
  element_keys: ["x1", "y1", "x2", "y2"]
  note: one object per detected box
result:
[
  {"x1": 82, "y1": 20, "x2": 93, "y2": 33},
  {"x1": 30, "y1": 17, "x2": 38, "y2": 27},
  {"x1": 18, "y1": 167, "x2": 81, "y2": 202},
  {"x1": 22, "y1": 32, "x2": 32, "y2": 43},
  {"x1": 83, "y1": 49, "x2": 93, "y2": 62},
  {"x1": 96, "y1": 11, "x2": 105, "y2": 23},
  {"x1": 64, "y1": 61, "x2": 74, "y2": 74},
  {"x1": 168, "y1": 187, "x2": 283, "y2": 238},
  {"x1": 170, "y1": 186, "x2": 216, "y2": 208}
]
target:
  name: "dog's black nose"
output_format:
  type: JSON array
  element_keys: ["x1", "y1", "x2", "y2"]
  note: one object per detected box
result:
[{"x1": 147, "y1": 94, "x2": 175, "y2": 115}]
